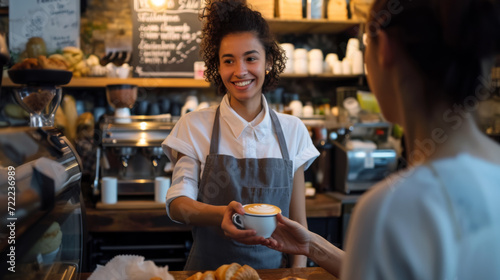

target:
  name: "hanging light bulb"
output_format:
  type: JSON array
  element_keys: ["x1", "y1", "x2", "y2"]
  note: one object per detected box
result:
[{"x1": 149, "y1": 0, "x2": 166, "y2": 9}]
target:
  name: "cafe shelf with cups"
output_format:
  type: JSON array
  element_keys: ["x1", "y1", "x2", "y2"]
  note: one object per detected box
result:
[{"x1": 279, "y1": 38, "x2": 365, "y2": 79}]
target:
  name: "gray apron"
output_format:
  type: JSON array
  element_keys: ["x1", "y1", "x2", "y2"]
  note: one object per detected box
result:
[{"x1": 184, "y1": 106, "x2": 293, "y2": 271}]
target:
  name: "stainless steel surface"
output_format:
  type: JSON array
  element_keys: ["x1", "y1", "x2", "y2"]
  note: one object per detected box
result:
[
  {"x1": 330, "y1": 122, "x2": 398, "y2": 194},
  {"x1": 92, "y1": 147, "x2": 101, "y2": 196},
  {"x1": 99, "y1": 114, "x2": 173, "y2": 196},
  {"x1": 0, "y1": 127, "x2": 84, "y2": 280}
]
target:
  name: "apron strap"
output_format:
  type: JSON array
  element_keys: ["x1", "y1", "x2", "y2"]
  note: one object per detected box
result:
[
  {"x1": 209, "y1": 105, "x2": 290, "y2": 161},
  {"x1": 269, "y1": 109, "x2": 290, "y2": 161},
  {"x1": 209, "y1": 106, "x2": 222, "y2": 154}
]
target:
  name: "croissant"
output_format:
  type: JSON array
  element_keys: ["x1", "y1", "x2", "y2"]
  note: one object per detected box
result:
[
  {"x1": 11, "y1": 58, "x2": 40, "y2": 70},
  {"x1": 229, "y1": 265, "x2": 259, "y2": 280},
  {"x1": 279, "y1": 277, "x2": 307, "y2": 280},
  {"x1": 202, "y1": 271, "x2": 216, "y2": 280},
  {"x1": 188, "y1": 263, "x2": 259, "y2": 280},
  {"x1": 187, "y1": 270, "x2": 216, "y2": 280},
  {"x1": 186, "y1": 272, "x2": 203, "y2": 280},
  {"x1": 215, "y1": 263, "x2": 241, "y2": 280},
  {"x1": 38, "y1": 55, "x2": 69, "y2": 70}
]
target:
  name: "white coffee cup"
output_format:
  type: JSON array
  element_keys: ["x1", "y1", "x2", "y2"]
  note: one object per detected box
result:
[
  {"x1": 309, "y1": 60, "x2": 323, "y2": 74},
  {"x1": 232, "y1": 203, "x2": 281, "y2": 238},
  {"x1": 154, "y1": 176, "x2": 171, "y2": 203},
  {"x1": 101, "y1": 177, "x2": 118, "y2": 204},
  {"x1": 284, "y1": 58, "x2": 294, "y2": 74},
  {"x1": 280, "y1": 43, "x2": 295, "y2": 60},
  {"x1": 294, "y1": 58, "x2": 308, "y2": 74},
  {"x1": 325, "y1": 53, "x2": 339, "y2": 72},
  {"x1": 293, "y1": 48, "x2": 308, "y2": 60},
  {"x1": 351, "y1": 50, "x2": 364, "y2": 75},
  {"x1": 342, "y1": 59, "x2": 352, "y2": 75},
  {"x1": 332, "y1": 60, "x2": 343, "y2": 75}
]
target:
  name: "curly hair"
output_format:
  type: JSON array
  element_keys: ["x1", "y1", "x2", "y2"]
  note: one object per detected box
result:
[{"x1": 199, "y1": 0, "x2": 286, "y2": 94}]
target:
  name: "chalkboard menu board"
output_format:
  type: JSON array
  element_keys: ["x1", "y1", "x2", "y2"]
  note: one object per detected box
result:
[
  {"x1": 9, "y1": 0, "x2": 80, "y2": 56},
  {"x1": 131, "y1": 0, "x2": 203, "y2": 78}
]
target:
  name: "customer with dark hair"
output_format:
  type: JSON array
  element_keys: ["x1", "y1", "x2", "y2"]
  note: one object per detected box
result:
[
  {"x1": 162, "y1": 0, "x2": 319, "y2": 270},
  {"x1": 260, "y1": 0, "x2": 500, "y2": 278}
]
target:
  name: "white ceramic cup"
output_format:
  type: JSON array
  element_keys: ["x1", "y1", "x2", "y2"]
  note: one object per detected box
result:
[
  {"x1": 351, "y1": 50, "x2": 364, "y2": 75},
  {"x1": 346, "y1": 38, "x2": 360, "y2": 59},
  {"x1": 325, "y1": 53, "x2": 339, "y2": 65},
  {"x1": 325, "y1": 53, "x2": 339, "y2": 72},
  {"x1": 294, "y1": 48, "x2": 308, "y2": 60},
  {"x1": 154, "y1": 176, "x2": 171, "y2": 203},
  {"x1": 309, "y1": 60, "x2": 323, "y2": 74},
  {"x1": 308, "y1": 49, "x2": 324, "y2": 61},
  {"x1": 294, "y1": 58, "x2": 308, "y2": 74},
  {"x1": 116, "y1": 65, "x2": 131, "y2": 79},
  {"x1": 332, "y1": 60, "x2": 343, "y2": 75},
  {"x1": 280, "y1": 43, "x2": 295, "y2": 59},
  {"x1": 342, "y1": 59, "x2": 352, "y2": 75},
  {"x1": 232, "y1": 203, "x2": 281, "y2": 238},
  {"x1": 284, "y1": 58, "x2": 294, "y2": 74},
  {"x1": 101, "y1": 177, "x2": 118, "y2": 204}
]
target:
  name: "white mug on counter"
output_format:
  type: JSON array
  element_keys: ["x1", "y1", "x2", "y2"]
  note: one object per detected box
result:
[
  {"x1": 154, "y1": 176, "x2": 171, "y2": 203},
  {"x1": 232, "y1": 203, "x2": 281, "y2": 238},
  {"x1": 101, "y1": 177, "x2": 118, "y2": 204}
]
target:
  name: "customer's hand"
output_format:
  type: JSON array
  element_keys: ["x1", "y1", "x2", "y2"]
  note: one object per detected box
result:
[
  {"x1": 262, "y1": 213, "x2": 311, "y2": 256},
  {"x1": 221, "y1": 201, "x2": 267, "y2": 245}
]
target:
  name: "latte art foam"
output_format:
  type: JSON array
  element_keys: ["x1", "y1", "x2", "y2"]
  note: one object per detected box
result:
[{"x1": 243, "y1": 204, "x2": 281, "y2": 215}]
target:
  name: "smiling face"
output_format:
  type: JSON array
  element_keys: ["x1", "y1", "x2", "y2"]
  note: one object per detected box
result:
[{"x1": 218, "y1": 32, "x2": 269, "y2": 108}]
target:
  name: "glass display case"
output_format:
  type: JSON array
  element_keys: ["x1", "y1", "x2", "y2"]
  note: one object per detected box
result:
[{"x1": 0, "y1": 127, "x2": 84, "y2": 280}]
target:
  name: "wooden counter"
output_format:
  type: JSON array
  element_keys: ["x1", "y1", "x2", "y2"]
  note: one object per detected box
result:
[
  {"x1": 2, "y1": 74, "x2": 360, "y2": 88},
  {"x1": 85, "y1": 193, "x2": 341, "y2": 232},
  {"x1": 2, "y1": 76, "x2": 211, "y2": 88},
  {"x1": 80, "y1": 267, "x2": 338, "y2": 280}
]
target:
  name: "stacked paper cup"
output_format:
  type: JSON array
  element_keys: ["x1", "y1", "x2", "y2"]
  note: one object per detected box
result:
[
  {"x1": 280, "y1": 43, "x2": 295, "y2": 74},
  {"x1": 294, "y1": 48, "x2": 308, "y2": 74},
  {"x1": 325, "y1": 53, "x2": 340, "y2": 74},
  {"x1": 345, "y1": 38, "x2": 364, "y2": 75},
  {"x1": 308, "y1": 49, "x2": 324, "y2": 74}
]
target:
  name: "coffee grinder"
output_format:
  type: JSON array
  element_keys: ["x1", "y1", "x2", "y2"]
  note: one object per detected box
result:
[{"x1": 8, "y1": 70, "x2": 72, "y2": 127}]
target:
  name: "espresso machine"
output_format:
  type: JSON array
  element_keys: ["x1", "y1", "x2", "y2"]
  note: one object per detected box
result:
[
  {"x1": 330, "y1": 122, "x2": 398, "y2": 194},
  {"x1": 94, "y1": 114, "x2": 174, "y2": 199}
]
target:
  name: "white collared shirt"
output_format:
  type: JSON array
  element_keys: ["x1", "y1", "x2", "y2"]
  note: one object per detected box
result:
[{"x1": 162, "y1": 94, "x2": 319, "y2": 219}]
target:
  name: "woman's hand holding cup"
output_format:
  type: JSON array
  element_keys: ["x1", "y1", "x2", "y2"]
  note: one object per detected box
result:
[
  {"x1": 221, "y1": 201, "x2": 264, "y2": 245},
  {"x1": 222, "y1": 201, "x2": 281, "y2": 245},
  {"x1": 232, "y1": 204, "x2": 281, "y2": 238}
]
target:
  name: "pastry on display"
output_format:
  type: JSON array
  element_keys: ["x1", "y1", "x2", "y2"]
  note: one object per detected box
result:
[
  {"x1": 26, "y1": 221, "x2": 62, "y2": 258},
  {"x1": 186, "y1": 263, "x2": 259, "y2": 280},
  {"x1": 11, "y1": 55, "x2": 69, "y2": 71},
  {"x1": 215, "y1": 263, "x2": 241, "y2": 280}
]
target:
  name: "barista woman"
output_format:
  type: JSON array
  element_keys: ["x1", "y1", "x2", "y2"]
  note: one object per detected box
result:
[
  {"x1": 162, "y1": 0, "x2": 319, "y2": 270},
  {"x1": 258, "y1": 0, "x2": 500, "y2": 279}
]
